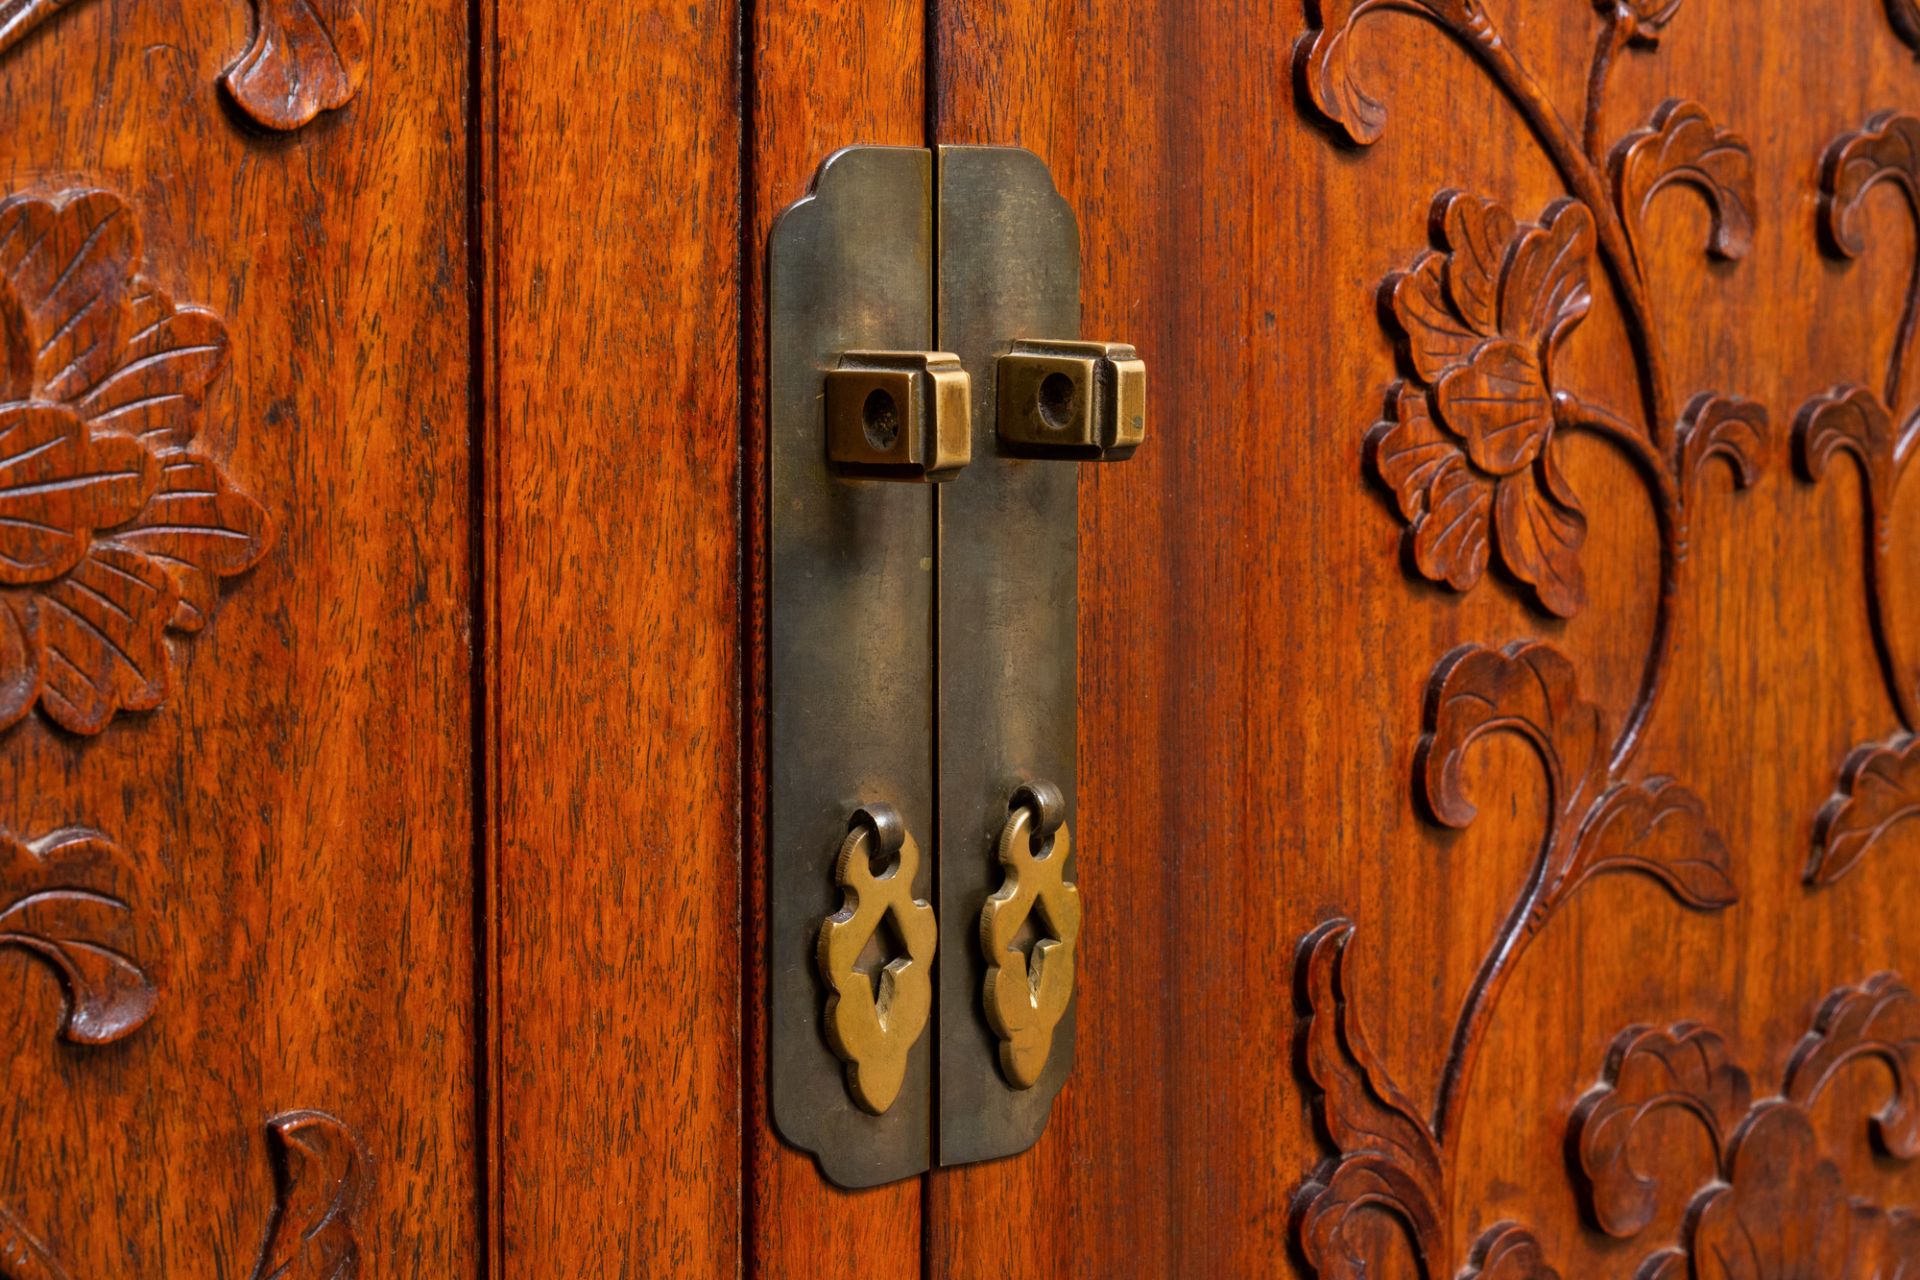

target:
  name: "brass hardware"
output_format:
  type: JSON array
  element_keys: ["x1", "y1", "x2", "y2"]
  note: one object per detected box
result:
[
  {"x1": 997, "y1": 339, "x2": 1146, "y2": 459},
  {"x1": 979, "y1": 783, "x2": 1081, "y2": 1089},
  {"x1": 826, "y1": 352, "x2": 971, "y2": 479},
  {"x1": 770, "y1": 143, "x2": 1140, "y2": 1186},
  {"x1": 817, "y1": 806, "x2": 938, "y2": 1114},
  {"x1": 768, "y1": 145, "x2": 936, "y2": 1189}
]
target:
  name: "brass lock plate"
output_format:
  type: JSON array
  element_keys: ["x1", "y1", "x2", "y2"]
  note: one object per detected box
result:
[
  {"x1": 767, "y1": 146, "x2": 937, "y2": 1190},
  {"x1": 934, "y1": 145, "x2": 1081, "y2": 1166}
]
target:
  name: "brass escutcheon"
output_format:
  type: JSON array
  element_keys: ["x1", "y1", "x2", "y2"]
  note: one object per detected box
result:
[
  {"x1": 817, "y1": 805, "x2": 938, "y2": 1114},
  {"x1": 978, "y1": 782, "x2": 1082, "y2": 1090}
]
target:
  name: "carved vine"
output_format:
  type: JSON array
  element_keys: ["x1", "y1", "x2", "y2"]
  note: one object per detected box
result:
[
  {"x1": 0, "y1": 188, "x2": 271, "y2": 737},
  {"x1": 0, "y1": 824, "x2": 154, "y2": 1044},
  {"x1": 1293, "y1": 1, "x2": 1766, "y2": 1273},
  {"x1": 1797, "y1": 113, "x2": 1920, "y2": 885},
  {"x1": 1571, "y1": 972, "x2": 1920, "y2": 1276},
  {"x1": 0, "y1": 0, "x2": 367, "y2": 133}
]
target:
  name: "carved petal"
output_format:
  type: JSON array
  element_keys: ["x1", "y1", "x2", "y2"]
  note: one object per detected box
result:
[
  {"x1": 1493, "y1": 460, "x2": 1587, "y2": 619},
  {"x1": 108, "y1": 452, "x2": 272, "y2": 632},
  {"x1": 34, "y1": 544, "x2": 178, "y2": 734},
  {"x1": 250, "y1": 1110, "x2": 368, "y2": 1280},
  {"x1": 1294, "y1": 921, "x2": 1447, "y2": 1277},
  {"x1": 1567, "y1": 776, "x2": 1739, "y2": 908},
  {"x1": 0, "y1": 191, "x2": 137, "y2": 402},
  {"x1": 1392, "y1": 252, "x2": 1487, "y2": 384},
  {"x1": 1811, "y1": 736, "x2": 1920, "y2": 887},
  {"x1": 1437, "y1": 192, "x2": 1515, "y2": 338},
  {"x1": 224, "y1": 0, "x2": 371, "y2": 133},
  {"x1": 1462, "y1": 1224, "x2": 1562, "y2": 1280},
  {"x1": 1678, "y1": 394, "x2": 1772, "y2": 496},
  {"x1": 0, "y1": 595, "x2": 38, "y2": 730},
  {"x1": 1613, "y1": 101, "x2": 1756, "y2": 261},
  {"x1": 74, "y1": 289, "x2": 230, "y2": 446},
  {"x1": 1418, "y1": 640, "x2": 1610, "y2": 829},
  {"x1": 0, "y1": 403, "x2": 159, "y2": 585},
  {"x1": 1822, "y1": 112, "x2": 1920, "y2": 260},
  {"x1": 1368, "y1": 387, "x2": 1492, "y2": 592},
  {"x1": 1687, "y1": 1104, "x2": 1848, "y2": 1280},
  {"x1": 1436, "y1": 339, "x2": 1554, "y2": 475},
  {"x1": 0, "y1": 826, "x2": 155, "y2": 1044},
  {"x1": 1572, "y1": 1023, "x2": 1753, "y2": 1238},
  {"x1": 1499, "y1": 200, "x2": 1594, "y2": 353},
  {"x1": 1784, "y1": 971, "x2": 1920, "y2": 1158}
]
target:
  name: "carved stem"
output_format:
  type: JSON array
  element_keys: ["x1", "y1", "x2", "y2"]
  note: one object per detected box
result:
[
  {"x1": 1889, "y1": 209, "x2": 1920, "y2": 411},
  {"x1": 1582, "y1": 7, "x2": 1632, "y2": 170},
  {"x1": 1868, "y1": 477, "x2": 1920, "y2": 731},
  {"x1": 1464, "y1": 23, "x2": 1676, "y2": 452},
  {"x1": 1559, "y1": 392, "x2": 1684, "y2": 765}
]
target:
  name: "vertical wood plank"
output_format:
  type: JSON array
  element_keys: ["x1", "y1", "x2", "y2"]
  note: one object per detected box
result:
[
  {"x1": 484, "y1": 0, "x2": 743, "y2": 1272},
  {"x1": 744, "y1": 2, "x2": 926, "y2": 1277}
]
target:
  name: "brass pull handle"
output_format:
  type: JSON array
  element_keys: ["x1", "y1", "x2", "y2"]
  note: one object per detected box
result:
[
  {"x1": 979, "y1": 781, "x2": 1082, "y2": 1089},
  {"x1": 817, "y1": 805, "x2": 938, "y2": 1114},
  {"x1": 996, "y1": 339, "x2": 1146, "y2": 460},
  {"x1": 826, "y1": 351, "x2": 972, "y2": 480}
]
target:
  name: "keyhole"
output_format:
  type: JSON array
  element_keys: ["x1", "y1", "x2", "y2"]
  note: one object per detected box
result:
[
  {"x1": 862, "y1": 388, "x2": 900, "y2": 451},
  {"x1": 1036, "y1": 372, "x2": 1076, "y2": 430}
]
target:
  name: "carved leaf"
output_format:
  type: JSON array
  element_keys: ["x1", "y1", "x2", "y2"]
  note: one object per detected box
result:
[
  {"x1": 1850, "y1": 1204, "x2": 1920, "y2": 1280},
  {"x1": 1417, "y1": 641, "x2": 1610, "y2": 830},
  {"x1": 1567, "y1": 775, "x2": 1738, "y2": 908},
  {"x1": 1492, "y1": 459, "x2": 1587, "y2": 619},
  {"x1": 32, "y1": 544, "x2": 176, "y2": 732},
  {"x1": 223, "y1": 0, "x2": 371, "y2": 133},
  {"x1": 1785, "y1": 971, "x2": 1920, "y2": 1158},
  {"x1": 0, "y1": 403, "x2": 158, "y2": 585},
  {"x1": 1461, "y1": 1224, "x2": 1562, "y2": 1280},
  {"x1": 109, "y1": 453, "x2": 272, "y2": 632},
  {"x1": 1678, "y1": 394, "x2": 1771, "y2": 497},
  {"x1": 1811, "y1": 736, "x2": 1920, "y2": 886},
  {"x1": 1368, "y1": 387, "x2": 1492, "y2": 592},
  {"x1": 1295, "y1": 0, "x2": 1479, "y2": 146},
  {"x1": 0, "y1": 0, "x2": 95, "y2": 63},
  {"x1": 1822, "y1": 112, "x2": 1920, "y2": 260},
  {"x1": 1294, "y1": 920, "x2": 1447, "y2": 1278},
  {"x1": 250, "y1": 1111, "x2": 367, "y2": 1280},
  {"x1": 1893, "y1": 0, "x2": 1920, "y2": 53},
  {"x1": 1616, "y1": 0, "x2": 1685, "y2": 42},
  {"x1": 0, "y1": 192, "x2": 139, "y2": 403},
  {"x1": 1686, "y1": 1104, "x2": 1849, "y2": 1280},
  {"x1": 73, "y1": 288, "x2": 229, "y2": 446},
  {"x1": 1796, "y1": 385, "x2": 1905, "y2": 507},
  {"x1": 1572, "y1": 1023, "x2": 1753, "y2": 1238},
  {"x1": 0, "y1": 826, "x2": 155, "y2": 1044},
  {"x1": 1613, "y1": 100, "x2": 1756, "y2": 261}
]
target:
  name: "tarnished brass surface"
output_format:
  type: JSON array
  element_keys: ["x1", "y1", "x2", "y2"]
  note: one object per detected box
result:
[
  {"x1": 934, "y1": 144, "x2": 1082, "y2": 1165},
  {"x1": 768, "y1": 145, "x2": 936, "y2": 1189},
  {"x1": 826, "y1": 351, "x2": 972, "y2": 479},
  {"x1": 817, "y1": 806, "x2": 938, "y2": 1114},
  {"x1": 979, "y1": 783, "x2": 1081, "y2": 1089},
  {"x1": 997, "y1": 339, "x2": 1146, "y2": 459}
]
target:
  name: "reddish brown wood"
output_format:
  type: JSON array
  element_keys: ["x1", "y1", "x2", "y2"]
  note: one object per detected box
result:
[
  {"x1": 745, "y1": 4, "x2": 926, "y2": 1276},
  {"x1": 0, "y1": 0, "x2": 478, "y2": 1269},
  {"x1": 482, "y1": 0, "x2": 743, "y2": 1273}
]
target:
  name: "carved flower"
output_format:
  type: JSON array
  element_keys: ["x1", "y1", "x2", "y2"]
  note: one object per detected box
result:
[
  {"x1": 0, "y1": 190, "x2": 269, "y2": 735},
  {"x1": 1369, "y1": 192, "x2": 1595, "y2": 617}
]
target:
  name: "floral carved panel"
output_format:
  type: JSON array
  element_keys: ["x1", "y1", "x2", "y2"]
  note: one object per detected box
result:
[{"x1": 1292, "y1": 0, "x2": 1770, "y2": 1273}]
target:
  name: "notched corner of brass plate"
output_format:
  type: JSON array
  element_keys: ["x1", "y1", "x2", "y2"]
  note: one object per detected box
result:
[
  {"x1": 827, "y1": 351, "x2": 971, "y2": 481},
  {"x1": 996, "y1": 338, "x2": 1146, "y2": 460}
]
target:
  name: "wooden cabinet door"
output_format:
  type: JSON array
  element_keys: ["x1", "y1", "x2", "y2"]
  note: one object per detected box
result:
[{"x1": 6, "y1": 0, "x2": 1920, "y2": 1275}]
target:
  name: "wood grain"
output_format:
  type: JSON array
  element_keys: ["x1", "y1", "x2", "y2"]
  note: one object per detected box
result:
[
  {"x1": 0, "y1": 0, "x2": 478, "y2": 1269},
  {"x1": 482, "y1": 0, "x2": 742, "y2": 1273}
]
